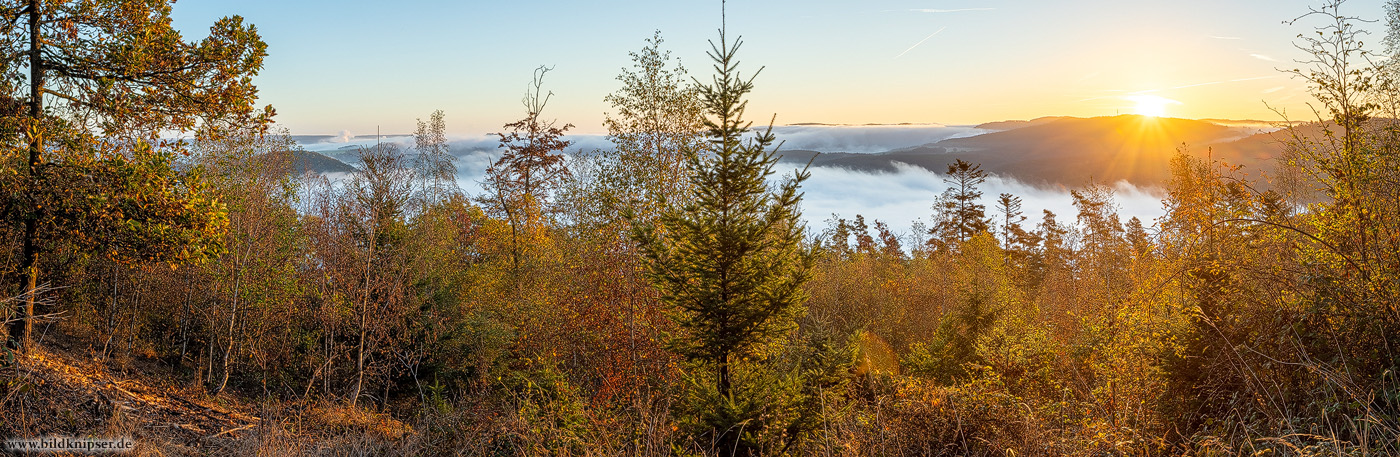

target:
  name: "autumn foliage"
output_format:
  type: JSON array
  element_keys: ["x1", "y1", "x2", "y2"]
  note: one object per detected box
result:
[{"x1": 2, "y1": 1, "x2": 1399, "y2": 456}]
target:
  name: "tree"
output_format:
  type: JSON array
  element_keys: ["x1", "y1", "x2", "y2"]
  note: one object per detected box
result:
[
  {"x1": 481, "y1": 66, "x2": 572, "y2": 275},
  {"x1": 0, "y1": 0, "x2": 270, "y2": 350},
  {"x1": 873, "y1": 219, "x2": 904, "y2": 258},
  {"x1": 1125, "y1": 216, "x2": 1150, "y2": 260},
  {"x1": 995, "y1": 193, "x2": 1024, "y2": 250},
  {"x1": 598, "y1": 31, "x2": 707, "y2": 222},
  {"x1": 1072, "y1": 183, "x2": 1127, "y2": 276},
  {"x1": 344, "y1": 143, "x2": 414, "y2": 407},
  {"x1": 413, "y1": 109, "x2": 457, "y2": 203},
  {"x1": 549, "y1": 30, "x2": 708, "y2": 412},
  {"x1": 191, "y1": 127, "x2": 302, "y2": 396},
  {"x1": 1032, "y1": 209, "x2": 1069, "y2": 288},
  {"x1": 930, "y1": 159, "x2": 990, "y2": 247},
  {"x1": 851, "y1": 214, "x2": 877, "y2": 254},
  {"x1": 633, "y1": 19, "x2": 813, "y2": 455},
  {"x1": 1150, "y1": 2, "x2": 1400, "y2": 448},
  {"x1": 306, "y1": 142, "x2": 416, "y2": 408},
  {"x1": 994, "y1": 192, "x2": 1029, "y2": 268}
]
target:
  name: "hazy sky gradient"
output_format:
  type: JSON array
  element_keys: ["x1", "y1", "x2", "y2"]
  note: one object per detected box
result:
[{"x1": 170, "y1": 0, "x2": 1391, "y2": 135}]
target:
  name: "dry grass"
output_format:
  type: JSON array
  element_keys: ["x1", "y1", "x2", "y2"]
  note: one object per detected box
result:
[
  {"x1": 5, "y1": 338, "x2": 1394, "y2": 456},
  {"x1": 1, "y1": 346, "x2": 259, "y2": 448}
]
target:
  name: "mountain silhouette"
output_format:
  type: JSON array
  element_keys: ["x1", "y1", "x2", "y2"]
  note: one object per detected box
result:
[{"x1": 779, "y1": 115, "x2": 1293, "y2": 188}]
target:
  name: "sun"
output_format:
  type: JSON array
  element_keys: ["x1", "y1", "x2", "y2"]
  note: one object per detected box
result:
[{"x1": 1124, "y1": 94, "x2": 1181, "y2": 118}]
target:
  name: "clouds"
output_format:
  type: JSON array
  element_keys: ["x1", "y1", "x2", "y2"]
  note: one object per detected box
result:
[
  {"x1": 446, "y1": 153, "x2": 1169, "y2": 248},
  {"x1": 443, "y1": 126, "x2": 980, "y2": 158},
  {"x1": 300, "y1": 135, "x2": 414, "y2": 154},
  {"x1": 296, "y1": 124, "x2": 992, "y2": 190},
  {"x1": 792, "y1": 162, "x2": 1167, "y2": 243},
  {"x1": 294, "y1": 129, "x2": 1168, "y2": 246},
  {"x1": 298, "y1": 132, "x2": 612, "y2": 156}
]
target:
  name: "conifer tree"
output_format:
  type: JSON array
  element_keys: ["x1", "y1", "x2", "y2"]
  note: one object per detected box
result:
[
  {"x1": 995, "y1": 193, "x2": 1024, "y2": 248},
  {"x1": 1125, "y1": 216, "x2": 1151, "y2": 260},
  {"x1": 930, "y1": 159, "x2": 990, "y2": 247},
  {"x1": 632, "y1": 15, "x2": 813, "y2": 451},
  {"x1": 995, "y1": 192, "x2": 1029, "y2": 265}
]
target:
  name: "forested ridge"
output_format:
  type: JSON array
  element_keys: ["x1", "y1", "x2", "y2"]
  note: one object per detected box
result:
[{"x1": 1, "y1": 1, "x2": 1398, "y2": 456}]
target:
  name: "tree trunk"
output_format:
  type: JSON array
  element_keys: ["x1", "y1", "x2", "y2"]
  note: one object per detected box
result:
[
  {"x1": 211, "y1": 236, "x2": 255, "y2": 395},
  {"x1": 717, "y1": 353, "x2": 731, "y2": 400},
  {"x1": 382, "y1": 379, "x2": 390, "y2": 410},
  {"x1": 176, "y1": 272, "x2": 193, "y2": 373},
  {"x1": 350, "y1": 315, "x2": 367, "y2": 408},
  {"x1": 1, "y1": 290, "x2": 7, "y2": 344},
  {"x1": 100, "y1": 268, "x2": 119, "y2": 358},
  {"x1": 210, "y1": 285, "x2": 240, "y2": 395},
  {"x1": 350, "y1": 224, "x2": 376, "y2": 408},
  {"x1": 498, "y1": 191, "x2": 521, "y2": 277},
  {"x1": 16, "y1": 0, "x2": 43, "y2": 353},
  {"x1": 19, "y1": 265, "x2": 36, "y2": 350}
]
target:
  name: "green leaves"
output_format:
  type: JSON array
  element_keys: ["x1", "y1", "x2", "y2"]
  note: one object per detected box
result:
[{"x1": 632, "y1": 20, "x2": 818, "y2": 455}]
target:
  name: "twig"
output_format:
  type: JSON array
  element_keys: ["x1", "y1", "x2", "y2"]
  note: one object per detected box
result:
[{"x1": 206, "y1": 423, "x2": 257, "y2": 439}]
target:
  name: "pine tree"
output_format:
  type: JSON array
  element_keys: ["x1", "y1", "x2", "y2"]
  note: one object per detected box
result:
[
  {"x1": 949, "y1": 160, "x2": 990, "y2": 241},
  {"x1": 930, "y1": 159, "x2": 990, "y2": 247},
  {"x1": 633, "y1": 17, "x2": 813, "y2": 454},
  {"x1": 1125, "y1": 216, "x2": 1151, "y2": 260},
  {"x1": 995, "y1": 193, "x2": 1024, "y2": 249}
]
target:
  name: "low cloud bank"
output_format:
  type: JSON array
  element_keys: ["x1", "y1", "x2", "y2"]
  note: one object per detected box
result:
[
  {"x1": 295, "y1": 123, "x2": 991, "y2": 160},
  {"x1": 295, "y1": 128, "x2": 1170, "y2": 243},
  {"x1": 453, "y1": 160, "x2": 1169, "y2": 244},
  {"x1": 793, "y1": 162, "x2": 1167, "y2": 242}
]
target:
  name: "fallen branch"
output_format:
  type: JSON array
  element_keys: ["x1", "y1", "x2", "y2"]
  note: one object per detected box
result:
[
  {"x1": 207, "y1": 423, "x2": 258, "y2": 439},
  {"x1": 154, "y1": 423, "x2": 207, "y2": 434}
]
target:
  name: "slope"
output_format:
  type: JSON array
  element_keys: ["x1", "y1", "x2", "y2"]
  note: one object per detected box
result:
[{"x1": 779, "y1": 115, "x2": 1292, "y2": 187}]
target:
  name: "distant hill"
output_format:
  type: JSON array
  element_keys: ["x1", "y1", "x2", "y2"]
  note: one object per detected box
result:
[
  {"x1": 257, "y1": 150, "x2": 358, "y2": 175},
  {"x1": 974, "y1": 116, "x2": 1072, "y2": 131},
  {"x1": 779, "y1": 115, "x2": 1298, "y2": 188}
]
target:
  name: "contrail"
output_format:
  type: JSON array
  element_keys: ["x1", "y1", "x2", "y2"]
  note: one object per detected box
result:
[
  {"x1": 910, "y1": 8, "x2": 995, "y2": 13},
  {"x1": 895, "y1": 27, "x2": 947, "y2": 59}
]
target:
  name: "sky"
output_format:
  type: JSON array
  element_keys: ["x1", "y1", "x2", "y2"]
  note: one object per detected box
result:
[{"x1": 170, "y1": 0, "x2": 1393, "y2": 136}]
